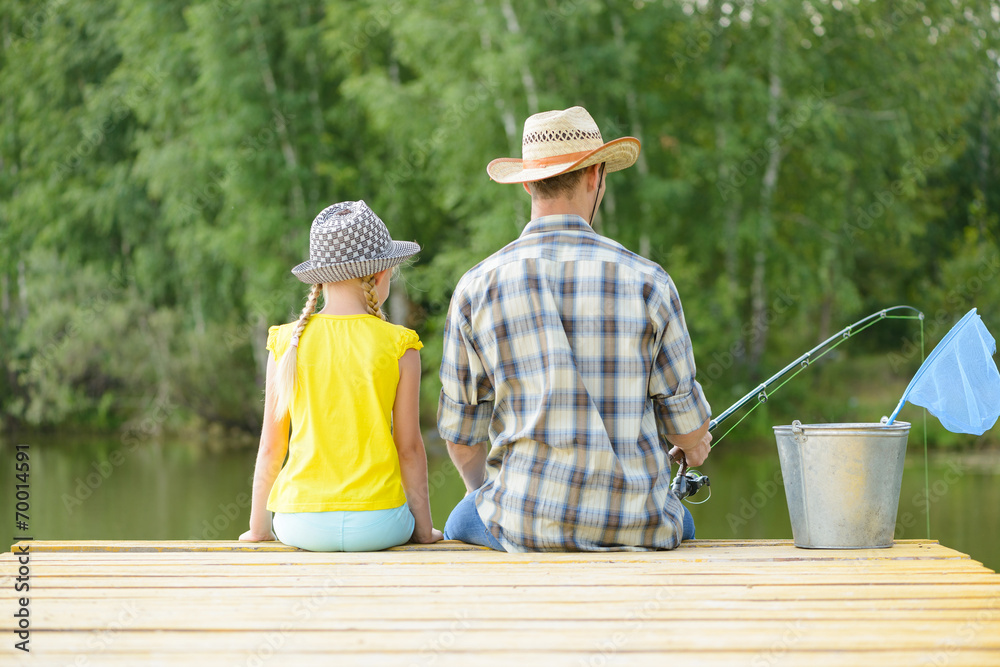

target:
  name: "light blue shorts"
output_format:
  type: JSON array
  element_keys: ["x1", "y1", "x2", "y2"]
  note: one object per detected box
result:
[{"x1": 272, "y1": 504, "x2": 415, "y2": 552}]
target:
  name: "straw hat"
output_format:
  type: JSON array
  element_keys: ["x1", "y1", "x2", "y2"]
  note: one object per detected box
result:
[
  {"x1": 487, "y1": 106, "x2": 641, "y2": 184},
  {"x1": 291, "y1": 200, "x2": 419, "y2": 284}
]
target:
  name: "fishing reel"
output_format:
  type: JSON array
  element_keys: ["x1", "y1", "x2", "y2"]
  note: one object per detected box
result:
[{"x1": 670, "y1": 452, "x2": 710, "y2": 501}]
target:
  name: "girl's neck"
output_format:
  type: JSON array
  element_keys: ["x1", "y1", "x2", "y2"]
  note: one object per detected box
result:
[{"x1": 317, "y1": 281, "x2": 368, "y2": 316}]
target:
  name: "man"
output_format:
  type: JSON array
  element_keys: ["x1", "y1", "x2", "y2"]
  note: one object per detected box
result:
[{"x1": 438, "y1": 106, "x2": 711, "y2": 552}]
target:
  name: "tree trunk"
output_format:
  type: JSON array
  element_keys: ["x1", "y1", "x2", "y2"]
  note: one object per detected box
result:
[
  {"x1": 191, "y1": 279, "x2": 206, "y2": 337},
  {"x1": 978, "y1": 100, "x2": 991, "y2": 236},
  {"x1": 612, "y1": 12, "x2": 651, "y2": 255},
  {"x1": 1, "y1": 273, "x2": 9, "y2": 320},
  {"x1": 253, "y1": 313, "x2": 269, "y2": 389},
  {"x1": 718, "y1": 122, "x2": 746, "y2": 363},
  {"x1": 499, "y1": 0, "x2": 539, "y2": 115},
  {"x1": 709, "y1": 0, "x2": 744, "y2": 353},
  {"x1": 474, "y1": 0, "x2": 519, "y2": 154},
  {"x1": 139, "y1": 312, "x2": 173, "y2": 413},
  {"x1": 818, "y1": 284, "x2": 833, "y2": 343},
  {"x1": 246, "y1": 270, "x2": 269, "y2": 385},
  {"x1": 16, "y1": 260, "x2": 27, "y2": 320},
  {"x1": 302, "y1": 3, "x2": 326, "y2": 214},
  {"x1": 250, "y1": 14, "x2": 306, "y2": 219},
  {"x1": 748, "y1": 11, "x2": 784, "y2": 372}
]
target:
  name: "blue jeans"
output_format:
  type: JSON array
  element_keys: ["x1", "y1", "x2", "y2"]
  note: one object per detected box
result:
[
  {"x1": 443, "y1": 493, "x2": 506, "y2": 551},
  {"x1": 273, "y1": 504, "x2": 414, "y2": 552},
  {"x1": 682, "y1": 505, "x2": 696, "y2": 540},
  {"x1": 443, "y1": 492, "x2": 695, "y2": 550}
]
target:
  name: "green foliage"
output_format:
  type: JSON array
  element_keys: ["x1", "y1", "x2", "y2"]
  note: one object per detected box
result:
[{"x1": 1, "y1": 0, "x2": 999, "y2": 445}]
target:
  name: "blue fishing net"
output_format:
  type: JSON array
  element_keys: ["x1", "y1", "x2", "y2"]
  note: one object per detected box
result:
[{"x1": 889, "y1": 308, "x2": 1000, "y2": 435}]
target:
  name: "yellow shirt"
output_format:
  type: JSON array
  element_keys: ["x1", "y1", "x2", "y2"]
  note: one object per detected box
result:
[{"x1": 265, "y1": 314, "x2": 423, "y2": 512}]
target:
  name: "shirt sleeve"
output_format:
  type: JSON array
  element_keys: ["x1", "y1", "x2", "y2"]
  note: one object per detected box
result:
[
  {"x1": 648, "y1": 275, "x2": 711, "y2": 436},
  {"x1": 397, "y1": 327, "x2": 424, "y2": 358},
  {"x1": 437, "y1": 288, "x2": 494, "y2": 446},
  {"x1": 266, "y1": 325, "x2": 283, "y2": 361}
]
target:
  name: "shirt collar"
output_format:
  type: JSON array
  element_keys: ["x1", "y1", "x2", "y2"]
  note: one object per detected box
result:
[{"x1": 519, "y1": 214, "x2": 597, "y2": 239}]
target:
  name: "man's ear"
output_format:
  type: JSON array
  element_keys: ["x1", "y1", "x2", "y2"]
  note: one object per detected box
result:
[
  {"x1": 522, "y1": 182, "x2": 533, "y2": 196},
  {"x1": 586, "y1": 164, "x2": 603, "y2": 192}
]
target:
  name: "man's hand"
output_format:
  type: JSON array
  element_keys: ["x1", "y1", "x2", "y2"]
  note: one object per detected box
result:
[
  {"x1": 665, "y1": 418, "x2": 712, "y2": 467},
  {"x1": 668, "y1": 437, "x2": 710, "y2": 468}
]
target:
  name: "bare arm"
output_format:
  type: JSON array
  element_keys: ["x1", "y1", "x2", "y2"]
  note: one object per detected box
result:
[
  {"x1": 665, "y1": 417, "x2": 712, "y2": 467},
  {"x1": 393, "y1": 349, "x2": 443, "y2": 544},
  {"x1": 240, "y1": 354, "x2": 289, "y2": 542},
  {"x1": 447, "y1": 440, "x2": 488, "y2": 494}
]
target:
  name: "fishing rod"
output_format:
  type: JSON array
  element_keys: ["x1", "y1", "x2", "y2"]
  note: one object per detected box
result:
[
  {"x1": 671, "y1": 304, "x2": 924, "y2": 500},
  {"x1": 709, "y1": 305, "x2": 923, "y2": 431}
]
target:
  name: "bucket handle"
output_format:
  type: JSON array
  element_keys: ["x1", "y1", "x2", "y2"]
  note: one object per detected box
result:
[{"x1": 791, "y1": 419, "x2": 807, "y2": 444}]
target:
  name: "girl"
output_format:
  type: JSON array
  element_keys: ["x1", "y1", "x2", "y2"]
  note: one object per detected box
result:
[{"x1": 239, "y1": 200, "x2": 442, "y2": 550}]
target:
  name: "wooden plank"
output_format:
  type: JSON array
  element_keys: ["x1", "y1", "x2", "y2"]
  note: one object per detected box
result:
[
  {"x1": 7, "y1": 648, "x2": 1000, "y2": 667},
  {"x1": 1, "y1": 546, "x2": 984, "y2": 567},
  {"x1": 7, "y1": 559, "x2": 989, "y2": 576},
  {"x1": 7, "y1": 538, "x2": 954, "y2": 556},
  {"x1": 5, "y1": 562, "x2": 990, "y2": 580},
  {"x1": 13, "y1": 537, "x2": 943, "y2": 546},
  {"x1": 16, "y1": 583, "x2": 1000, "y2": 601},
  {"x1": 9, "y1": 573, "x2": 1000, "y2": 588},
  {"x1": 8, "y1": 599, "x2": 999, "y2": 626},
  {"x1": 2, "y1": 542, "x2": 972, "y2": 563},
  {"x1": 3, "y1": 620, "x2": 1000, "y2": 650},
  {"x1": 6, "y1": 538, "x2": 950, "y2": 555},
  {"x1": 9, "y1": 560, "x2": 989, "y2": 575}
]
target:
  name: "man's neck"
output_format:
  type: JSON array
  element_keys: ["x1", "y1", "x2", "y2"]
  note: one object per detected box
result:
[
  {"x1": 527, "y1": 165, "x2": 604, "y2": 224},
  {"x1": 529, "y1": 197, "x2": 593, "y2": 224}
]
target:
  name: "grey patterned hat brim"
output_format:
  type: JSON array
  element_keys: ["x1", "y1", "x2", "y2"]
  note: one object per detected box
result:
[{"x1": 291, "y1": 240, "x2": 420, "y2": 284}]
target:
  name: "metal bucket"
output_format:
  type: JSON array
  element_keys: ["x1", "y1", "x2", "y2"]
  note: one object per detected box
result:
[{"x1": 772, "y1": 420, "x2": 910, "y2": 549}]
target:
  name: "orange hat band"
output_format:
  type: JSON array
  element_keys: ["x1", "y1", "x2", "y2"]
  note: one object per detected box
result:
[{"x1": 521, "y1": 150, "x2": 595, "y2": 169}]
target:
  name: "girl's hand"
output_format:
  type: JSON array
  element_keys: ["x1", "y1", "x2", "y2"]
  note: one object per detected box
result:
[
  {"x1": 239, "y1": 528, "x2": 276, "y2": 542},
  {"x1": 411, "y1": 528, "x2": 444, "y2": 544}
]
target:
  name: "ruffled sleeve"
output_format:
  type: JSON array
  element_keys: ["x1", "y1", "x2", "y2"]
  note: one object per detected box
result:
[
  {"x1": 398, "y1": 326, "x2": 424, "y2": 358},
  {"x1": 266, "y1": 325, "x2": 284, "y2": 361}
]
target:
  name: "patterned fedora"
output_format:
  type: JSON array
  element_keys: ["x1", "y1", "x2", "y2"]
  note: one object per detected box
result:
[
  {"x1": 291, "y1": 200, "x2": 420, "y2": 284},
  {"x1": 486, "y1": 106, "x2": 640, "y2": 184}
]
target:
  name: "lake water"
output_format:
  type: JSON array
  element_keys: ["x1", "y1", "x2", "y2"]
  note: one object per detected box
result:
[{"x1": 2, "y1": 434, "x2": 997, "y2": 571}]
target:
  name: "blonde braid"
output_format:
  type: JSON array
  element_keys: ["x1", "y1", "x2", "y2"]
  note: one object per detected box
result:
[
  {"x1": 271, "y1": 283, "x2": 323, "y2": 421},
  {"x1": 362, "y1": 274, "x2": 387, "y2": 321}
]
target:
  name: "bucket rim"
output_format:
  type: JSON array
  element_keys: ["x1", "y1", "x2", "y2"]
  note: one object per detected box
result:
[{"x1": 773, "y1": 421, "x2": 911, "y2": 434}]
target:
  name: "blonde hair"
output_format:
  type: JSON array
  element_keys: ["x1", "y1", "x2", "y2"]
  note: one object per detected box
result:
[
  {"x1": 271, "y1": 283, "x2": 323, "y2": 421},
  {"x1": 362, "y1": 274, "x2": 387, "y2": 321}
]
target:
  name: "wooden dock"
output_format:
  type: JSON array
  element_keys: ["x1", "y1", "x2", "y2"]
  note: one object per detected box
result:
[{"x1": 3, "y1": 539, "x2": 999, "y2": 666}]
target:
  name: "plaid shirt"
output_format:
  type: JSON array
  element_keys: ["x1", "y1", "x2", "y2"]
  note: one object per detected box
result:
[{"x1": 438, "y1": 214, "x2": 710, "y2": 552}]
